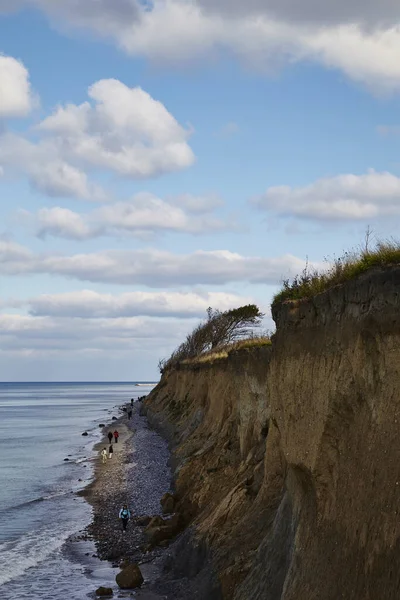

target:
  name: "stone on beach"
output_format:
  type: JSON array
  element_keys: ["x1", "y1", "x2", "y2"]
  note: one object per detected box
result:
[
  {"x1": 116, "y1": 563, "x2": 144, "y2": 589},
  {"x1": 82, "y1": 431, "x2": 89, "y2": 436},
  {"x1": 95, "y1": 586, "x2": 113, "y2": 596}
]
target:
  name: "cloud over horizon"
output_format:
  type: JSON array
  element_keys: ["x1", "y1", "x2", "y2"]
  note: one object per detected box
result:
[
  {"x1": 5, "y1": 289, "x2": 254, "y2": 318},
  {"x1": 0, "y1": 240, "x2": 313, "y2": 286},
  {"x1": 253, "y1": 170, "x2": 400, "y2": 221},
  {"x1": 20, "y1": 193, "x2": 233, "y2": 240}
]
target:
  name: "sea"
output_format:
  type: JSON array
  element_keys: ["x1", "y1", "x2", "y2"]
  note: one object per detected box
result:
[{"x1": 0, "y1": 381, "x2": 157, "y2": 600}]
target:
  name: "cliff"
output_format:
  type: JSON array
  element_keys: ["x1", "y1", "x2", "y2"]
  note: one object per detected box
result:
[{"x1": 143, "y1": 265, "x2": 400, "y2": 600}]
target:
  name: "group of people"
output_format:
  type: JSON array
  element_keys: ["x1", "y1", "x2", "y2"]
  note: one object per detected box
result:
[
  {"x1": 101, "y1": 429, "x2": 119, "y2": 463},
  {"x1": 99, "y1": 399, "x2": 138, "y2": 532}
]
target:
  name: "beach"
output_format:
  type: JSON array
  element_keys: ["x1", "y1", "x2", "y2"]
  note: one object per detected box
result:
[{"x1": 79, "y1": 398, "x2": 172, "y2": 597}]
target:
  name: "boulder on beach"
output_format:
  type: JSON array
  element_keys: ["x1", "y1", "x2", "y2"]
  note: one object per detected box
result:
[
  {"x1": 95, "y1": 586, "x2": 113, "y2": 597},
  {"x1": 112, "y1": 417, "x2": 117, "y2": 421},
  {"x1": 82, "y1": 431, "x2": 88, "y2": 436},
  {"x1": 116, "y1": 564, "x2": 144, "y2": 589},
  {"x1": 99, "y1": 423, "x2": 105, "y2": 428},
  {"x1": 160, "y1": 492, "x2": 175, "y2": 514},
  {"x1": 63, "y1": 458, "x2": 70, "y2": 461}
]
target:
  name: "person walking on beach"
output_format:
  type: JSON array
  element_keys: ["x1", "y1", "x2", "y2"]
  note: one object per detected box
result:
[
  {"x1": 108, "y1": 444, "x2": 113, "y2": 459},
  {"x1": 107, "y1": 431, "x2": 113, "y2": 444},
  {"x1": 128, "y1": 409, "x2": 132, "y2": 420},
  {"x1": 101, "y1": 447, "x2": 107, "y2": 464},
  {"x1": 114, "y1": 430, "x2": 119, "y2": 443},
  {"x1": 130, "y1": 398, "x2": 134, "y2": 407},
  {"x1": 119, "y1": 504, "x2": 131, "y2": 532}
]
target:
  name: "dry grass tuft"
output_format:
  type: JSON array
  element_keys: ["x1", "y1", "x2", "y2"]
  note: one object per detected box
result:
[
  {"x1": 273, "y1": 240, "x2": 400, "y2": 306},
  {"x1": 181, "y1": 336, "x2": 272, "y2": 366}
]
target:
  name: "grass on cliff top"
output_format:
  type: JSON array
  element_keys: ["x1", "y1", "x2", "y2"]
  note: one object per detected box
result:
[
  {"x1": 181, "y1": 336, "x2": 272, "y2": 366},
  {"x1": 273, "y1": 240, "x2": 400, "y2": 305}
]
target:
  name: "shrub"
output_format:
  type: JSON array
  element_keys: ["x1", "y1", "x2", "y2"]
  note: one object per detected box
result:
[{"x1": 158, "y1": 304, "x2": 264, "y2": 373}]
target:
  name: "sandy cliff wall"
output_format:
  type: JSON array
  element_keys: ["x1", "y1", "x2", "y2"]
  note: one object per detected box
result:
[{"x1": 143, "y1": 266, "x2": 400, "y2": 600}]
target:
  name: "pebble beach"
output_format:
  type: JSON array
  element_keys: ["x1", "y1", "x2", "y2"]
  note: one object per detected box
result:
[{"x1": 80, "y1": 398, "x2": 172, "y2": 597}]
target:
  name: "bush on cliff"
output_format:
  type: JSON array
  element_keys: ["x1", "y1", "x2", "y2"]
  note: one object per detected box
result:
[
  {"x1": 159, "y1": 304, "x2": 264, "y2": 372},
  {"x1": 273, "y1": 239, "x2": 400, "y2": 305}
]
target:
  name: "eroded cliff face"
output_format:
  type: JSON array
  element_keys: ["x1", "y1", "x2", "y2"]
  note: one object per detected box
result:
[{"x1": 143, "y1": 266, "x2": 400, "y2": 600}]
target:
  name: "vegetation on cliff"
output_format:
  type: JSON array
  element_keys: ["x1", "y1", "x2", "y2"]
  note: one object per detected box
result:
[
  {"x1": 273, "y1": 239, "x2": 400, "y2": 305},
  {"x1": 180, "y1": 335, "x2": 271, "y2": 366},
  {"x1": 159, "y1": 304, "x2": 265, "y2": 373}
]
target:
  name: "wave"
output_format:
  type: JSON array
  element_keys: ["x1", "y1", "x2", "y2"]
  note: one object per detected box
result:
[
  {"x1": 0, "y1": 524, "x2": 78, "y2": 586},
  {"x1": 74, "y1": 457, "x2": 91, "y2": 464}
]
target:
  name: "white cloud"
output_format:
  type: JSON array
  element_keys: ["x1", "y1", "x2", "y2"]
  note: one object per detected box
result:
[
  {"x1": 34, "y1": 207, "x2": 96, "y2": 240},
  {"x1": 206, "y1": 1, "x2": 400, "y2": 30},
  {"x1": 253, "y1": 170, "x2": 400, "y2": 221},
  {"x1": 0, "y1": 133, "x2": 107, "y2": 200},
  {"x1": 0, "y1": 239, "x2": 33, "y2": 267},
  {"x1": 0, "y1": 54, "x2": 34, "y2": 117},
  {"x1": 170, "y1": 193, "x2": 224, "y2": 214},
  {"x1": 35, "y1": 0, "x2": 140, "y2": 32},
  {"x1": 2, "y1": 2, "x2": 400, "y2": 90},
  {"x1": 23, "y1": 1, "x2": 400, "y2": 91},
  {"x1": 300, "y1": 24, "x2": 400, "y2": 90},
  {"x1": 22, "y1": 289, "x2": 254, "y2": 318},
  {"x1": 0, "y1": 78, "x2": 194, "y2": 199},
  {"x1": 0, "y1": 240, "x2": 313, "y2": 286},
  {"x1": 22, "y1": 193, "x2": 230, "y2": 239},
  {"x1": 93, "y1": 193, "x2": 226, "y2": 235},
  {"x1": 37, "y1": 79, "x2": 194, "y2": 177},
  {"x1": 0, "y1": 312, "x2": 194, "y2": 354}
]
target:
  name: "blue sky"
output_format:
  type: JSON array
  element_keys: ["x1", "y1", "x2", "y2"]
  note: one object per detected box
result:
[{"x1": 1, "y1": 0, "x2": 400, "y2": 380}]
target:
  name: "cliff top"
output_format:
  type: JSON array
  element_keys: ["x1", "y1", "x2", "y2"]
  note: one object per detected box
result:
[
  {"x1": 180, "y1": 336, "x2": 272, "y2": 367},
  {"x1": 272, "y1": 240, "x2": 400, "y2": 306}
]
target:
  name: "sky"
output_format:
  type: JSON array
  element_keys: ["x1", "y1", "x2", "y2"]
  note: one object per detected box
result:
[{"x1": 1, "y1": 1, "x2": 400, "y2": 381}]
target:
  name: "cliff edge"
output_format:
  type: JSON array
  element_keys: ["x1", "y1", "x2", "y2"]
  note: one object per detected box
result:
[{"x1": 143, "y1": 265, "x2": 400, "y2": 600}]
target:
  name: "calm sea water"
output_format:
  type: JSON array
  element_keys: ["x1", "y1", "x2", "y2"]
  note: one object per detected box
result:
[{"x1": 0, "y1": 382, "x2": 157, "y2": 599}]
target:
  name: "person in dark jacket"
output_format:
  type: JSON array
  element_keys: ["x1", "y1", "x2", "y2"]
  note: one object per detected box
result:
[
  {"x1": 130, "y1": 398, "x2": 134, "y2": 407},
  {"x1": 119, "y1": 504, "x2": 131, "y2": 532},
  {"x1": 107, "y1": 431, "x2": 113, "y2": 444},
  {"x1": 108, "y1": 444, "x2": 113, "y2": 459},
  {"x1": 113, "y1": 430, "x2": 119, "y2": 443}
]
